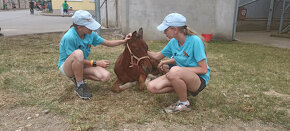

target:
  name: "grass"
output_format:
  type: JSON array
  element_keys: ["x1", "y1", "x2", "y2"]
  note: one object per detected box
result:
[{"x1": 0, "y1": 33, "x2": 289, "y2": 130}]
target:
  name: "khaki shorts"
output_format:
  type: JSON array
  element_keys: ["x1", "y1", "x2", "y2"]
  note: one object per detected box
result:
[{"x1": 59, "y1": 64, "x2": 67, "y2": 76}]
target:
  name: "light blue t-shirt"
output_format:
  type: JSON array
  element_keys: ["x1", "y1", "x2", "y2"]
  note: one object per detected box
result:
[
  {"x1": 57, "y1": 27, "x2": 105, "y2": 69},
  {"x1": 161, "y1": 35, "x2": 210, "y2": 85}
]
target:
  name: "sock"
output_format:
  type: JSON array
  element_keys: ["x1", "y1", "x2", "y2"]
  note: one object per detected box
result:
[
  {"x1": 178, "y1": 100, "x2": 189, "y2": 105},
  {"x1": 77, "y1": 80, "x2": 84, "y2": 87}
]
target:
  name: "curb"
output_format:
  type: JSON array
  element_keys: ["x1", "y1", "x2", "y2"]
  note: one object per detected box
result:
[
  {"x1": 40, "y1": 13, "x2": 72, "y2": 17},
  {"x1": 1, "y1": 31, "x2": 65, "y2": 38}
]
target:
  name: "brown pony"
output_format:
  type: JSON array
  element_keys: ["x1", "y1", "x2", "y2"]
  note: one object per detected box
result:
[{"x1": 111, "y1": 28, "x2": 160, "y2": 92}]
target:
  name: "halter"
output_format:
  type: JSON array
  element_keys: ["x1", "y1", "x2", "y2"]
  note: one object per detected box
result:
[{"x1": 126, "y1": 43, "x2": 150, "y2": 68}]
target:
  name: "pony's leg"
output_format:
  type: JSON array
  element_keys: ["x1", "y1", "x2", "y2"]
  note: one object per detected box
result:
[
  {"x1": 120, "y1": 81, "x2": 137, "y2": 90},
  {"x1": 138, "y1": 74, "x2": 147, "y2": 90},
  {"x1": 111, "y1": 78, "x2": 123, "y2": 93},
  {"x1": 111, "y1": 78, "x2": 137, "y2": 92},
  {"x1": 145, "y1": 74, "x2": 158, "y2": 86},
  {"x1": 147, "y1": 74, "x2": 157, "y2": 80}
]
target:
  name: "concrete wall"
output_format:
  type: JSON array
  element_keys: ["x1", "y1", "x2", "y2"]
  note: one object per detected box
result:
[
  {"x1": 118, "y1": 0, "x2": 236, "y2": 40},
  {"x1": 237, "y1": 19, "x2": 290, "y2": 31},
  {"x1": 215, "y1": 0, "x2": 237, "y2": 40},
  {"x1": 100, "y1": 0, "x2": 118, "y2": 28},
  {"x1": 50, "y1": 0, "x2": 236, "y2": 40}
]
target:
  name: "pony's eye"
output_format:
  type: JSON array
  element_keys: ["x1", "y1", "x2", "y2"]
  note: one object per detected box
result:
[{"x1": 135, "y1": 49, "x2": 140, "y2": 52}]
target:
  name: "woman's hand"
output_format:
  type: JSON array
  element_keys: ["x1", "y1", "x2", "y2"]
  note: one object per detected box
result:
[
  {"x1": 158, "y1": 61, "x2": 165, "y2": 71},
  {"x1": 96, "y1": 60, "x2": 110, "y2": 68},
  {"x1": 147, "y1": 51, "x2": 153, "y2": 57},
  {"x1": 124, "y1": 33, "x2": 132, "y2": 42},
  {"x1": 157, "y1": 59, "x2": 176, "y2": 72}
]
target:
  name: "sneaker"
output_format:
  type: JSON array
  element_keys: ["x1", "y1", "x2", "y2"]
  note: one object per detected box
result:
[
  {"x1": 71, "y1": 77, "x2": 85, "y2": 86},
  {"x1": 71, "y1": 77, "x2": 77, "y2": 86},
  {"x1": 74, "y1": 83, "x2": 92, "y2": 100},
  {"x1": 162, "y1": 101, "x2": 191, "y2": 113}
]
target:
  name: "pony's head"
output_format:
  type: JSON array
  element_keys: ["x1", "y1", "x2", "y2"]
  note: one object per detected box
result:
[{"x1": 126, "y1": 28, "x2": 152, "y2": 74}]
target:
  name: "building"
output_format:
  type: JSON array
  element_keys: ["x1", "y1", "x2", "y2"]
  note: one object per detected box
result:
[
  {"x1": 0, "y1": 0, "x2": 50, "y2": 10},
  {"x1": 1, "y1": 0, "x2": 30, "y2": 9},
  {"x1": 237, "y1": 0, "x2": 290, "y2": 33}
]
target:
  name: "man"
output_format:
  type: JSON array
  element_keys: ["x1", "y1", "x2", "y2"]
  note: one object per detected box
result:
[
  {"x1": 62, "y1": 1, "x2": 68, "y2": 16},
  {"x1": 3, "y1": 3, "x2": 7, "y2": 10},
  {"x1": 29, "y1": 0, "x2": 34, "y2": 14},
  {"x1": 0, "y1": 27, "x2": 3, "y2": 36}
]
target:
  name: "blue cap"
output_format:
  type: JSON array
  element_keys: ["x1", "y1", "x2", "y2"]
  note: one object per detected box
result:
[
  {"x1": 72, "y1": 10, "x2": 101, "y2": 31},
  {"x1": 157, "y1": 13, "x2": 186, "y2": 31}
]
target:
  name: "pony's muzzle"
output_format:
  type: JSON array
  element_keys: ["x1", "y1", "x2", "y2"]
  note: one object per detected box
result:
[{"x1": 142, "y1": 66, "x2": 151, "y2": 75}]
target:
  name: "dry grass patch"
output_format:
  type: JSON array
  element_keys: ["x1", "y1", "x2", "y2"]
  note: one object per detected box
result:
[{"x1": 0, "y1": 33, "x2": 289, "y2": 130}]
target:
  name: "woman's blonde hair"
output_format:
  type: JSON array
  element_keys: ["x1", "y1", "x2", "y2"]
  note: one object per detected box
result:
[{"x1": 177, "y1": 26, "x2": 207, "y2": 55}]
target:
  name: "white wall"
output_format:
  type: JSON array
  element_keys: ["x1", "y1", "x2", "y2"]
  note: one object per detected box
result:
[
  {"x1": 116, "y1": 0, "x2": 236, "y2": 40},
  {"x1": 215, "y1": 0, "x2": 237, "y2": 40}
]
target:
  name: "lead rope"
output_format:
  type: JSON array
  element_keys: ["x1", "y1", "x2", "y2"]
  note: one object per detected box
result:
[{"x1": 126, "y1": 43, "x2": 150, "y2": 68}]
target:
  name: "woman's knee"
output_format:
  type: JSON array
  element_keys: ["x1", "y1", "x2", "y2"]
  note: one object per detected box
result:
[
  {"x1": 71, "y1": 50, "x2": 84, "y2": 61},
  {"x1": 166, "y1": 66, "x2": 182, "y2": 80},
  {"x1": 97, "y1": 70, "x2": 111, "y2": 82},
  {"x1": 147, "y1": 82, "x2": 157, "y2": 93},
  {"x1": 102, "y1": 72, "x2": 111, "y2": 82}
]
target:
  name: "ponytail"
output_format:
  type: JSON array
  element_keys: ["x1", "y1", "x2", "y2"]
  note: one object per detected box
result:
[
  {"x1": 70, "y1": 23, "x2": 78, "y2": 28},
  {"x1": 178, "y1": 26, "x2": 207, "y2": 55},
  {"x1": 64, "y1": 23, "x2": 78, "y2": 34}
]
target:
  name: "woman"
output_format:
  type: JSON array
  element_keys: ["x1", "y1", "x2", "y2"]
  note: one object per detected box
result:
[
  {"x1": 147, "y1": 13, "x2": 210, "y2": 113},
  {"x1": 58, "y1": 10, "x2": 131, "y2": 99}
]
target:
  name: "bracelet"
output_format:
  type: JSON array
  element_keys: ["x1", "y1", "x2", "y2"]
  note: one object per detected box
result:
[
  {"x1": 90, "y1": 60, "x2": 94, "y2": 67},
  {"x1": 93, "y1": 61, "x2": 96, "y2": 67}
]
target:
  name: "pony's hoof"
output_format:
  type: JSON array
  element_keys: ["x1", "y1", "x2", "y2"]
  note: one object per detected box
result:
[{"x1": 111, "y1": 88, "x2": 122, "y2": 93}]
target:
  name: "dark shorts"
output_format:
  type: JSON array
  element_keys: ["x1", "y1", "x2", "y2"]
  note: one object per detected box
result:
[
  {"x1": 168, "y1": 64, "x2": 176, "y2": 69},
  {"x1": 63, "y1": 9, "x2": 68, "y2": 13},
  {"x1": 188, "y1": 76, "x2": 206, "y2": 96},
  {"x1": 168, "y1": 64, "x2": 206, "y2": 96}
]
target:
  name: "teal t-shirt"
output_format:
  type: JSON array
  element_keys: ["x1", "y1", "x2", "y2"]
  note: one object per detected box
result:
[
  {"x1": 161, "y1": 35, "x2": 210, "y2": 85},
  {"x1": 58, "y1": 27, "x2": 104, "y2": 69}
]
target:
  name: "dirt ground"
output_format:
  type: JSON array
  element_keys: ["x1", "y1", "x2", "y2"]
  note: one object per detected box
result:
[
  {"x1": 0, "y1": 89, "x2": 287, "y2": 131},
  {"x1": 236, "y1": 31, "x2": 290, "y2": 49},
  {"x1": 0, "y1": 89, "x2": 70, "y2": 131}
]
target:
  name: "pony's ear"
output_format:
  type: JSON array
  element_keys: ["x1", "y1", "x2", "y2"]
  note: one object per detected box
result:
[
  {"x1": 132, "y1": 31, "x2": 137, "y2": 40},
  {"x1": 138, "y1": 28, "x2": 143, "y2": 39}
]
